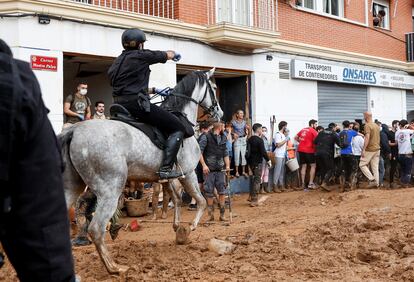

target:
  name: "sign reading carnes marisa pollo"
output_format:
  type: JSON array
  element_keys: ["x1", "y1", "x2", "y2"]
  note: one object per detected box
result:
[{"x1": 291, "y1": 59, "x2": 414, "y2": 90}]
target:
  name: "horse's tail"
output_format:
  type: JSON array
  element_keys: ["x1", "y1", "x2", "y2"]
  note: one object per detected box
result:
[{"x1": 58, "y1": 127, "x2": 75, "y2": 172}]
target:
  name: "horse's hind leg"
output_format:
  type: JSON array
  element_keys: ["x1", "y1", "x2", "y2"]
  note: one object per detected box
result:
[
  {"x1": 179, "y1": 171, "x2": 206, "y2": 231},
  {"x1": 88, "y1": 183, "x2": 129, "y2": 274}
]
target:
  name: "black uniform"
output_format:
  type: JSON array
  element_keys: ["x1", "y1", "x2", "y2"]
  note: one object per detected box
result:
[
  {"x1": 0, "y1": 42, "x2": 75, "y2": 281},
  {"x1": 108, "y1": 49, "x2": 185, "y2": 135},
  {"x1": 314, "y1": 128, "x2": 340, "y2": 184},
  {"x1": 246, "y1": 135, "x2": 270, "y2": 202}
]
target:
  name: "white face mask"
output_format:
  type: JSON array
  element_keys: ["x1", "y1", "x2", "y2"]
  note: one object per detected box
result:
[{"x1": 79, "y1": 89, "x2": 88, "y2": 95}]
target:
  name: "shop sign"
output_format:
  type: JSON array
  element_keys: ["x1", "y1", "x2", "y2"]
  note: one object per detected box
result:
[
  {"x1": 30, "y1": 55, "x2": 58, "y2": 72},
  {"x1": 291, "y1": 59, "x2": 414, "y2": 90}
]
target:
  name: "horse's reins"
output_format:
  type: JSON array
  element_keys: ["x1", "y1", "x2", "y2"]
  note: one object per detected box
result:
[{"x1": 151, "y1": 76, "x2": 219, "y2": 118}]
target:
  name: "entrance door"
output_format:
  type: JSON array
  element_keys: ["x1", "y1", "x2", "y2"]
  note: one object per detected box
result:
[
  {"x1": 216, "y1": 76, "x2": 249, "y2": 122},
  {"x1": 318, "y1": 82, "x2": 368, "y2": 127}
]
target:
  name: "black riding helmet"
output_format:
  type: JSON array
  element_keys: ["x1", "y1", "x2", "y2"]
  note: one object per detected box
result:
[{"x1": 122, "y1": 28, "x2": 146, "y2": 50}]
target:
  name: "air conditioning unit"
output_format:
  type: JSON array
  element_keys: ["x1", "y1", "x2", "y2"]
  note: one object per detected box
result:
[{"x1": 406, "y1": 33, "x2": 414, "y2": 62}]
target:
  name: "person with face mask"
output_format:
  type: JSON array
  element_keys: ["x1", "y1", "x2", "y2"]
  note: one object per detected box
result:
[{"x1": 63, "y1": 83, "x2": 91, "y2": 129}]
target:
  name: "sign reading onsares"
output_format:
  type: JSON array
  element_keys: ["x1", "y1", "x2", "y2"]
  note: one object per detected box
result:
[
  {"x1": 291, "y1": 59, "x2": 414, "y2": 90},
  {"x1": 30, "y1": 55, "x2": 58, "y2": 72}
]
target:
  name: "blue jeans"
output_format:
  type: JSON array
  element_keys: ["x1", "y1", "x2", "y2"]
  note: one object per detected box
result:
[
  {"x1": 398, "y1": 155, "x2": 413, "y2": 184},
  {"x1": 379, "y1": 156, "x2": 385, "y2": 185},
  {"x1": 273, "y1": 157, "x2": 286, "y2": 186}
]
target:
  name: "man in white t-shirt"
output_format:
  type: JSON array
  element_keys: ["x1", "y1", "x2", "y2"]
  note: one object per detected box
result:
[
  {"x1": 395, "y1": 119, "x2": 414, "y2": 187},
  {"x1": 272, "y1": 121, "x2": 288, "y2": 192}
]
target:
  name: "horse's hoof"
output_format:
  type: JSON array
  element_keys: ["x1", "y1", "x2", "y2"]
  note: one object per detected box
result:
[
  {"x1": 173, "y1": 223, "x2": 179, "y2": 232},
  {"x1": 161, "y1": 213, "x2": 167, "y2": 219},
  {"x1": 175, "y1": 224, "x2": 191, "y2": 245},
  {"x1": 108, "y1": 264, "x2": 129, "y2": 274}
]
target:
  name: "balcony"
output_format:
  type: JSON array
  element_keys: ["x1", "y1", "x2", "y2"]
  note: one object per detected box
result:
[
  {"x1": 406, "y1": 33, "x2": 414, "y2": 74},
  {"x1": 63, "y1": 0, "x2": 177, "y2": 19},
  {"x1": 206, "y1": 0, "x2": 279, "y2": 49}
]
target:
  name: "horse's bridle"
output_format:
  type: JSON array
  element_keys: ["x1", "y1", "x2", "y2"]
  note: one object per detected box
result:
[{"x1": 164, "y1": 75, "x2": 219, "y2": 117}]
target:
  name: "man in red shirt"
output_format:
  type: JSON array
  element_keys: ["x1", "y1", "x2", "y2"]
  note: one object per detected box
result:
[{"x1": 295, "y1": 119, "x2": 318, "y2": 190}]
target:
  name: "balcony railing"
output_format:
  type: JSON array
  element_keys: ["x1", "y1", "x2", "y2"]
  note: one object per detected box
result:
[
  {"x1": 407, "y1": 33, "x2": 414, "y2": 62},
  {"x1": 207, "y1": 0, "x2": 278, "y2": 31},
  {"x1": 65, "y1": 0, "x2": 177, "y2": 19}
]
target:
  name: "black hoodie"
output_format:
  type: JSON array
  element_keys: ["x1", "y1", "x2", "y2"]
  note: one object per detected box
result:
[{"x1": 314, "y1": 128, "x2": 340, "y2": 157}]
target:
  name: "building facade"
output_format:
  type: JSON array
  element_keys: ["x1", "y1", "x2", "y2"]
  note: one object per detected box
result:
[{"x1": 1, "y1": 0, "x2": 414, "y2": 134}]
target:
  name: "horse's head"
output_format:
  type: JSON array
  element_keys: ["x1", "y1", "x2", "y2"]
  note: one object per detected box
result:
[
  {"x1": 199, "y1": 68, "x2": 223, "y2": 121},
  {"x1": 163, "y1": 69, "x2": 223, "y2": 123}
]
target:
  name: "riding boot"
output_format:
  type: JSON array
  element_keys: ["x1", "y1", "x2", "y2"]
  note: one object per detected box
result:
[
  {"x1": 158, "y1": 131, "x2": 185, "y2": 180},
  {"x1": 208, "y1": 205, "x2": 214, "y2": 221},
  {"x1": 219, "y1": 205, "x2": 226, "y2": 221}
]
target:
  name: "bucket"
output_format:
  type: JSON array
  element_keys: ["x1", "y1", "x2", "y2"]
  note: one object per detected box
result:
[
  {"x1": 286, "y1": 158, "x2": 299, "y2": 172},
  {"x1": 125, "y1": 196, "x2": 150, "y2": 217}
]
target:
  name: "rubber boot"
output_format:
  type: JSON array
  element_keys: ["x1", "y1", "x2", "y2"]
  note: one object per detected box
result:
[
  {"x1": 219, "y1": 205, "x2": 226, "y2": 221},
  {"x1": 259, "y1": 184, "x2": 265, "y2": 194},
  {"x1": 158, "y1": 131, "x2": 185, "y2": 181},
  {"x1": 208, "y1": 205, "x2": 214, "y2": 221},
  {"x1": 272, "y1": 184, "x2": 281, "y2": 193},
  {"x1": 109, "y1": 223, "x2": 124, "y2": 240}
]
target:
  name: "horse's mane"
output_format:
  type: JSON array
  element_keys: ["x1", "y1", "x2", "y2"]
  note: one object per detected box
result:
[{"x1": 161, "y1": 71, "x2": 206, "y2": 112}]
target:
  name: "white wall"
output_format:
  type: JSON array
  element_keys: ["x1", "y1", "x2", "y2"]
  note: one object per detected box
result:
[
  {"x1": 368, "y1": 87, "x2": 406, "y2": 125},
  {"x1": 251, "y1": 72, "x2": 318, "y2": 137},
  {"x1": 11, "y1": 47, "x2": 64, "y2": 132}
]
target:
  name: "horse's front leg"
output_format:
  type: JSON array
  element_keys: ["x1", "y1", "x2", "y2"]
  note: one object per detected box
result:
[
  {"x1": 151, "y1": 183, "x2": 161, "y2": 220},
  {"x1": 161, "y1": 184, "x2": 170, "y2": 219},
  {"x1": 166, "y1": 181, "x2": 182, "y2": 231},
  {"x1": 179, "y1": 171, "x2": 206, "y2": 231}
]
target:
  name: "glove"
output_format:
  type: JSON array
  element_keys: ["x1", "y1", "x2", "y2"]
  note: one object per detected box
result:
[
  {"x1": 154, "y1": 88, "x2": 170, "y2": 96},
  {"x1": 78, "y1": 114, "x2": 85, "y2": 121},
  {"x1": 172, "y1": 53, "x2": 181, "y2": 62}
]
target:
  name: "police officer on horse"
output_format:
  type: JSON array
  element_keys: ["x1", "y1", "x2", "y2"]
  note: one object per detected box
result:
[{"x1": 108, "y1": 28, "x2": 185, "y2": 180}]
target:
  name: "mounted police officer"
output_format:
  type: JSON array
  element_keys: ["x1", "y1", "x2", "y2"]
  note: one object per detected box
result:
[
  {"x1": 108, "y1": 28, "x2": 185, "y2": 180},
  {"x1": 0, "y1": 39, "x2": 75, "y2": 281}
]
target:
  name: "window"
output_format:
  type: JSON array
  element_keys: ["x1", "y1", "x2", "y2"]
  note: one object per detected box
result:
[
  {"x1": 217, "y1": 0, "x2": 251, "y2": 26},
  {"x1": 296, "y1": 0, "x2": 343, "y2": 17},
  {"x1": 323, "y1": 0, "x2": 339, "y2": 16},
  {"x1": 372, "y1": 1, "x2": 390, "y2": 29}
]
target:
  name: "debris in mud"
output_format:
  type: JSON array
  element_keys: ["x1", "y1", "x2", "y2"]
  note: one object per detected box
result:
[
  {"x1": 356, "y1": 248, "x2": 380, "y2": 263},
  {"x1": 208, "y1": 238, "x2": 236, "y2": 255}
]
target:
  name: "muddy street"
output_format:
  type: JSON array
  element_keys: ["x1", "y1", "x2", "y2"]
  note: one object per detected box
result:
[{"x1": 2, "y1": 188, "x2": 414, "y2": 281}]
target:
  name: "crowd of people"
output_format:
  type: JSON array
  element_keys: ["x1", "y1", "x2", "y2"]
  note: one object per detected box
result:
[{"x1": 193, "y1": 110, "x2": 414, "y2": 210}]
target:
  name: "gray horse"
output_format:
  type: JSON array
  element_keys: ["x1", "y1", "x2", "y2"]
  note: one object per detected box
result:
[{"x1": 59, "y1": 69, "x2": 222, "y2": 274}]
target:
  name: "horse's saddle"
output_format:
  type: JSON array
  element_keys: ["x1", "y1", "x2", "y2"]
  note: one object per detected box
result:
[{"x1": 109, "y1": 104, "x2": 166, "y2": 150}]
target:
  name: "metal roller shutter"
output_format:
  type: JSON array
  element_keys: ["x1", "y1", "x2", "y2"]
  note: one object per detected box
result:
[
  {"x1": 406, "y1": 90, "x2": 414, "y2": 122},
  {"x1": 318, "y1": 82, "x2": 368, "y2": 128}
]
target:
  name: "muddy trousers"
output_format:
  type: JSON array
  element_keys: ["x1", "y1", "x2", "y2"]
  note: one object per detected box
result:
[
  {"x1": 249, "y1": 164, "x2": 262, "y2": 202},
  {"x1": 389, "y1": 157, "x2": 399, "y2": 184},
  {"x1": 75, "y1": 189, "x2": 120, "y2": 240},
  {"x1": 317, "y1": 154, "x2": 334, "y2": 184}
]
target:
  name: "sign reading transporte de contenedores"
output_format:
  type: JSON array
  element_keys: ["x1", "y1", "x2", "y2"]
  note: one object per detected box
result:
[
  {"x1": 291, "y1": 59, "x2": 414, "y2": 90},
  {"x1": 30, "y1": 55, "x2": 58, "y2": 72}
]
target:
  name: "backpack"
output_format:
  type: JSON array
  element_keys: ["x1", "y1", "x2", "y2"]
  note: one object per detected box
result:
[
  {"x1": 245, "y1": 139, "x2": 251, "y2": 161},
  {"x1": 339, "y1": 130, "x2": 350, "y2": 149}
]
